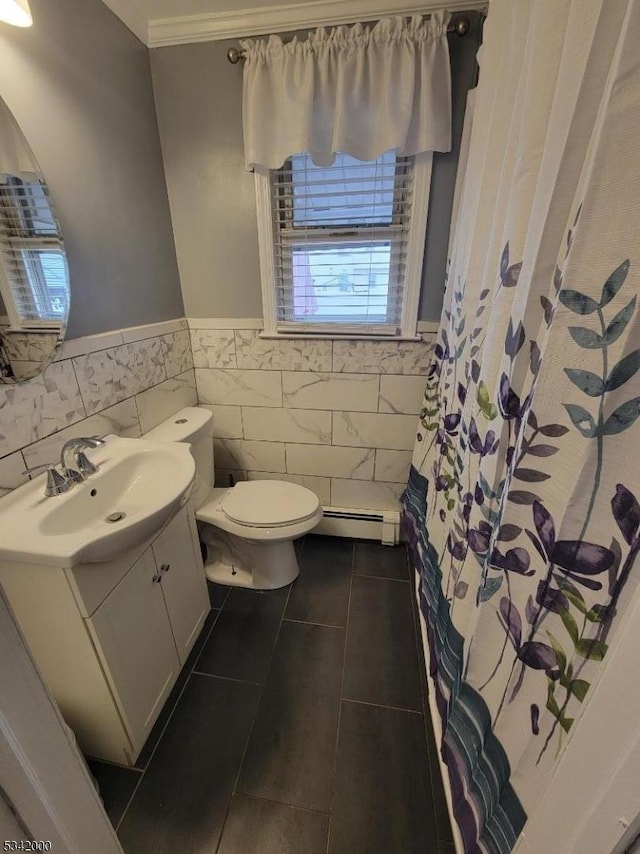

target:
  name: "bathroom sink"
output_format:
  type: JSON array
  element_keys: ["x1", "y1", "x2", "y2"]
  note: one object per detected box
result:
[{"x1": 0, "y1": 435, "x2": 195, "y2": 567}]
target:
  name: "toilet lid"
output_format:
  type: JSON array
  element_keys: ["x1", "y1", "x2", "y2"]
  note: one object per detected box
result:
[{"x1": 221, "y1": 480, "x2": 320, "y2": 528}]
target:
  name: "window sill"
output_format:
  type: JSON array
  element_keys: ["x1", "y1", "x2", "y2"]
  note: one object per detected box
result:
[
  {"x1": 2, "y1": 325, "x2": 62, "y2": 334},
  {"x1": 258, "y1": 331, "x2": 424, "y2": 342}
]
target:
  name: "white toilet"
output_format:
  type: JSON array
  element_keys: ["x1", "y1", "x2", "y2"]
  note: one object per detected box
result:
[{"x1": 145, "y1": 406, "x2": 323, "y2": 589}]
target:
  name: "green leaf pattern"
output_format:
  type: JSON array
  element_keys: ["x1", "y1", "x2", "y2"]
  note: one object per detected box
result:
[{"x1": 409, "y1": 231, "x2": 640, "y2": 829}]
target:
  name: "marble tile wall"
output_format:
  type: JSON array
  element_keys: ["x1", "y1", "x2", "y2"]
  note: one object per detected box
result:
[
  {"x1": 191, "y1": 324, "x2": 434, "y2": 512},
  {"x1": 0, "y1": 319, "x2": 195, "y2": 498},
  {"x1": 0, "y1": 317, "x2": 433, "y2": 514}
]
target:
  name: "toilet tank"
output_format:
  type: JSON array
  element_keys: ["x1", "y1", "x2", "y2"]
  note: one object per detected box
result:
[{"x1": 144, "y1": 407, "x2": 214, "y2": 508}]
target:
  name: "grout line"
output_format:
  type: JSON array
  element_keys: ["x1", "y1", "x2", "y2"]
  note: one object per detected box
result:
[
  {"x1": 351, "y1": 571, "x2": 410, "y2": 583},
  {"x1": 160, "y1": 339, "x2": 171, "y2": 380},
  {"x1": 232, "y1": 329, "x2": 239, "y2": 369},
  {"x1": 217, "y1": 584, "x2": 232, "y2": 611},
  {"x1": 192, "y1": 604, "x2": 224, "y2": 661},
  {"x1": 69, "y1": 357, "x2": 89, "y2": 418},
  {"x1": 131, "y1": 392, "x2": 143, "y2": 434},
  {"x1": 233, "y1": 791, "x2": 330, "y2": 817},
  {"x1": 214, "y1": 579, "x2": 295, "y2": 854},
  {"x1": 199, "y1": 401, "x2": 379, "y2": 414},
  {"x1": 283, "y1": 617, "x2": 345, "y2": 630},
  {"x1": 191, "y1": 671, "x2": 262, "y2": 687},
  {"x1": 218, "y1": 435, "x2": 407, "y2": 453},
  {"x1": 194, "y1": 365, "x2": 422, "y2": 378},
  {"x1": 325, "y1": 540, "x2": 355, "y2": 854},
  {"x1": 341, "y1": 697, "x2": 423, "y2": 716}
]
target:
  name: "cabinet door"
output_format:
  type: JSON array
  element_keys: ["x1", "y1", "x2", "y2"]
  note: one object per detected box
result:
[
  {"x1": 87, "y1": 549, "x2": 180, "y2": 752},
  {"x1": 152, "y1": 507, "x2": 210, "y2": 665}
]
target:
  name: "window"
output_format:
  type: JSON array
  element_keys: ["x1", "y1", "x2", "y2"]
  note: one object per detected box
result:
[
  {"x1": 0, "y1": 177, "x2": 68, "y2": 329},
  {"x1": 255, "y1": 150, "x2": 432, "y2": 338}
]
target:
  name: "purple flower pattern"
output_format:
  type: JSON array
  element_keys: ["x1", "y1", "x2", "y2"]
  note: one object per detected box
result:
[{"x1": 420, "y1": 243, "x2": 640, "y2": 760}]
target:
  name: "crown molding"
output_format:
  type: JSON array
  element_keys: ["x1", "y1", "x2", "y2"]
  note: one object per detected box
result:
[{"x1": 148, "y1": 0, "x2": 481, "y2": 48}]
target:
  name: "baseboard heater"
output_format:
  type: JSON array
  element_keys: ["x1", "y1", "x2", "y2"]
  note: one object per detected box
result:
[{"x1": 314, "y1": 506, "x2": 401, "y2": 545}]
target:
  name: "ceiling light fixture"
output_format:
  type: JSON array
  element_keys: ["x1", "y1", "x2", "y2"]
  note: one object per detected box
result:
[{"x1": 0, "y1": 0, "x2": 32, "y2": 27}]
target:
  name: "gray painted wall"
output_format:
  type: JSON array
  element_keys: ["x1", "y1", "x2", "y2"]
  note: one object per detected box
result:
[
  {"x1": 421, "y1": 15, "x2": 481, "y2": 320},
  {"x1": 151, "y1": 39, "x2": 263, "y2": 319},
  {"x1": 151, "y1": 15, "x2": 481, "y2": 322},
  {"x1": 0, "y1": 0, "x2": 184, "y2": 338}
]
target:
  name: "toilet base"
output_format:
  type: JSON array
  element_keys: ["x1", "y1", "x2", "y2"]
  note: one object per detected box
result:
[
  {"x1": 205, "y1": 559, "x2": 256, "y2": 589},
  {"x1": 201, "y1": 527, "x2": 300, "y2": 590}
]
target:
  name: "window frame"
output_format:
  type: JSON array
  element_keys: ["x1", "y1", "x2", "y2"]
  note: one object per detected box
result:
[
  {"x1": 254, "y1": 151, "x2": 433, "y2": 340},
  {"x1": 0, "y1": 177, "x2": 66, "y2": 332}
]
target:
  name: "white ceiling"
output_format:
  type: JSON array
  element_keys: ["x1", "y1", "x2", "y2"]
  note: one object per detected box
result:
[{"x1": 99, "y1": 0, "x2": 479, "y2": 48}]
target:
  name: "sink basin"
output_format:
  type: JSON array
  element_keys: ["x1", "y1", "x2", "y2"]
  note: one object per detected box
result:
[{"x1": 0, "y1": 435, "x2": 195, "y2": 567}]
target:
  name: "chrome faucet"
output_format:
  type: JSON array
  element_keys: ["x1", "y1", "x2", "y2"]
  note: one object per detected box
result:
[
  {"x1": 22, "y1": 437, "x2": 106, "y2": 498},
  {"x1": 22, "y1": 462, "x2": 72, "y2": 497},
  {"x1": 60, "y1": 436, "x2": 105, "y2": 482}
]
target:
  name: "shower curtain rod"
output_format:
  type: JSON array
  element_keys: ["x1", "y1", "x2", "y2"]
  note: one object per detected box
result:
[{"x1": 226, "y1": 14, "x2": 471, "y2": 63}]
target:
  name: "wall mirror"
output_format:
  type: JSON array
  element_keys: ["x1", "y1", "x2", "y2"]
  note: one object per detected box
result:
[{"x1": 0, "y1": 95, "x2": 69, "y2": 383}]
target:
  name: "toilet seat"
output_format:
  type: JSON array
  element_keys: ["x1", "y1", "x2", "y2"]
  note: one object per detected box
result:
[
  {"x1": 221, "y1": 480, "x2": 320, "y2": 528},
  {"x1": 196, "y1": 482, "x2": 323, "y2": 543}
]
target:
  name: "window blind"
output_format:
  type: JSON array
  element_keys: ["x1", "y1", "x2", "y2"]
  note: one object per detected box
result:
[
  {"x1": 270, "y1": 151, "x2": 415, "y2": 335},
  {"x1": 0, "y1": 177, "x2": 66, "y2": 327}
]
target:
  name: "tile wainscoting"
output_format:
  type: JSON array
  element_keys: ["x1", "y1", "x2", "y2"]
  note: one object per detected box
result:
[
  {"x1": 189, "y1": 321, "x2": 434, "y2": 512},
  {"x1": 0, "y1": 319, "x2": 195, "y2": 498},
  {"x1": 0, "y1": 317, "x2": 433, "y2": 514}
]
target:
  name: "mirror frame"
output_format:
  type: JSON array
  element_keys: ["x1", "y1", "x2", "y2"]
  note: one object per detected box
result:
[{"x1": 0, "y1": 94, "x2": 69, "y2": 384}]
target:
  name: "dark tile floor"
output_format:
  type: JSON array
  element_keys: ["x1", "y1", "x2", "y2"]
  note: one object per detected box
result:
[{"x1": 88, "y1": 535, "x2": 455, "y2": 854}]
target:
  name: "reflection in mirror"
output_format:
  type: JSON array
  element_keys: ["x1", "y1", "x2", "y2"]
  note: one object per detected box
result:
[{"x1": 0, "y1": 95, "x2": 69, "y2": 383}]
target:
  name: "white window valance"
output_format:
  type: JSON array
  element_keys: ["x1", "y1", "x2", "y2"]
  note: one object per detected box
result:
[{"x1": 241, "y1": 12, "x2": 452, "y2": 170}]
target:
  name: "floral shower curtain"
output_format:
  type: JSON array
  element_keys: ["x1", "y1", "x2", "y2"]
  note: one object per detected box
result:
[{"x1": 402, "y1": 1, "x2": 640, "y2": 851}]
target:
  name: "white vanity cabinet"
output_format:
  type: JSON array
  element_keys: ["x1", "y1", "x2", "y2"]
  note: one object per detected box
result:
[
  {"x1": 151, "y1": 508, "x2": 211, "y2": 664},
  {"x1": 0, "y1": 504, "x2": 210, "y2": 766},
  {"x1": 86, "y1": 549, "x2": 181, "y2": 757}
]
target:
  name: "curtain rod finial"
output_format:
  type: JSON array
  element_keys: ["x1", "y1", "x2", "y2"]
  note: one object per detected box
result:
[
  {"x1": 452, "y1": 17, "x2": 470, "y2": 37},
  {"x1": 227, "y1": 46, "x2": 243, "y2": 63}
]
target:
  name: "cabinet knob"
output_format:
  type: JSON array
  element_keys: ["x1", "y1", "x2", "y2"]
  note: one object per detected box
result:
[
  {"x1": 160, "y1": 563, "x2": 171, "y2": 573},
  {"x1": 152, "y1": 572, "x2": 162, "y2": 584}
]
